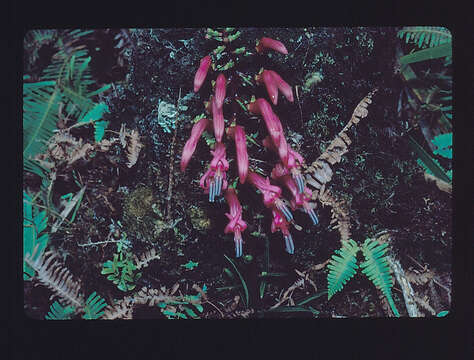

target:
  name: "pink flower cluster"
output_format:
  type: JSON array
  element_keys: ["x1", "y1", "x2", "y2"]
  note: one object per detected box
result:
[{"x1": 180, "y1": 35, "x2": 318, "y2": 257}]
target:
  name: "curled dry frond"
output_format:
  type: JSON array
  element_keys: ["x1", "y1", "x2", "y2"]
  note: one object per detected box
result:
[
  {"x1": 317, "y1": 187, "x2": 351, "y2": 243},
  {"x1": 304, "y1": 89, "x2": 378, "y2": 197},
  {"x1": 126, "y1": 130, "x2": 143, "y2": 168},
  {"x1": 25, "y1": 245, "x2": 85, "y2": 309},
  {"x1": 133, "y1": 248, "x2": 161, "y2": 270},
  {"x1": 405, "y1": 269, "x2": 435, "y2": 286}
]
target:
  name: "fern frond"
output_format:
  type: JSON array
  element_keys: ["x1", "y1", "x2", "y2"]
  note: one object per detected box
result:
[
  {"x1": 23, "y1": 191, "x2": 49, "y2": 280},
  {"x1": 126, "y1": 130, "x2": 143, "y2": 168},
  {"x1": 327, "y1": 239, "x2": 359, "y2": 300},
  {"x1": 408, "y1": 135, "x2": 451, "y2": 183},
  {"x1": 23, "y1": 81, "x2": 61, "y2": 161},
  {"x1": 134, "y1": 248, "x2": 161, "y2": 270},
  {"x1": 398, "y1": 27, "x2": 451, "y2": 49},
  {"x1": 305, "y1": 89, "x2": 377, "y2": 196},
  {"x1": 431, "y1": 132, "x2": 452, "y2": 159},
  {"x1": 25, "y1": 245, "x2": 84, "y2": 309},
  {"x1": 82, "y1": 292, "x2": 107, "y2": 319},
  {"x1": 45, "y1": 301, "x2": 75, "y2": 320},
  {"x1": 360, "y1": 238, "x2": 400, "y2": 317}
]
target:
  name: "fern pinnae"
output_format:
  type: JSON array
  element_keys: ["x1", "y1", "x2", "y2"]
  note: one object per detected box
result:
[
  {"x1": 327, "y1": 239, "x2": 359, "y2": 300},
  {"x1": 360, "y1": 238, "x2": 400, "y2": 317},
  {"x1": 25, "y1": 245, "x2": 85, "y2": 309}
]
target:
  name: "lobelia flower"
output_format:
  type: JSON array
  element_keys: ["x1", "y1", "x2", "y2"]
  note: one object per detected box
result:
[
  {"x1": 224, "y1": 188, "x2": 248, "y2": 257},
  {"x1": 264, "y1": 137, "x2": 305, "y2": 194},
  {"x1": 255, "y1": 37, "x2": 288, "y2": 55},
  {"x1": 214, "y1": 73, "x2": 227, "y2": 108},
  {"x1": 268, "y1": 70, "x2": 293, "y2": 103},
  {"x1": 211, "y1": 97, "x2": 225, "y2": 143},
  {"x1": 194, "y1": 55, "x2": 212, "y2": 92},
  {"x1": 255, "y1": 70, "x2": 293, "y2": 105},
  {"x1": 248, "y1": 98, "x2": 288, "y2": 165},
  {"x1": 270, "y1": 208, "x2": 294, "y2": 254},
  {"x1": 247, "y1": 172, "x2": 293, "y2": 222},
  {"x1": 200, "y1": 142, "x2": 229, "y2": 202},
  {"x1": 180, "y1": 118, "x2": 210, "y2": 172},
  {"x1": 255, "y1": 70, "x2": 279, "y2": 105},
  {"x1": 277, "y1": 174, "x2": 319, "y2": 225},
  {"x1": 227, "y1": 125, "x2": 249, "y2": 184}
]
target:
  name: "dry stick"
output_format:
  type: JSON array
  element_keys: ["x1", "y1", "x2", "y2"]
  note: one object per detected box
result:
[
  {"x1": 386, "y1": 255, "x2": 422, "y2": 317},
  {"x1": 166, "y1": 88, "x2": 182, "y2": 222}
]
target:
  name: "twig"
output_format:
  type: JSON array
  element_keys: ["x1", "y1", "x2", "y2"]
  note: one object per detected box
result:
[
  {"x1": 77, "y1": 238, "x2": 121, "y2": 247},
  {"x1": 205, "y1": 300, "x2": 225, "y2": 318},
  {"x1": 166, "y1": 88, "x2": 181, "y2": 222},
  {"x1": 386, "y1": 255, "x2": 422, "y2": 317}
]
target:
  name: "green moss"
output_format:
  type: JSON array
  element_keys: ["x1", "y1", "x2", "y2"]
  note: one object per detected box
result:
[
  {"x1": 122, "y1": 186, "x2": 161, "y2": 242},
  {"x1": 188, "y1": 205, "x2": 211, "y2": 232}
]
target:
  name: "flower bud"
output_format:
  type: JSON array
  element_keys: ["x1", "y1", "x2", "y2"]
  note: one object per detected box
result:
[{"x1": 194, "y1": 55, "x2": 212, "y2": 92}]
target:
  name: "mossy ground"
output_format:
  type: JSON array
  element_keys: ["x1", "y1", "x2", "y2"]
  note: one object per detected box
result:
[{"x1": 23, "y1": 28, "x2": 452, "y2": 319}]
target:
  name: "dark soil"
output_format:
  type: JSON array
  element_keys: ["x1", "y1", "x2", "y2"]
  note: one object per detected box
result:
[{"x1": 23, "y1": 27, "x2": 452, "y2": 319}]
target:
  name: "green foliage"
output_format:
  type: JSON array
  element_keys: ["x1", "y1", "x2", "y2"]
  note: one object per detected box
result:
[
  {"x1": 45, "y1": 301, "x2": 75, "y2": 320},
  {"x1": 158, "y1": 284, "x2": 207, "y2": 319},
  {"x1": 82, "y1": 292, "x2": 107, "y2": 319},
  {"x1": 360, "y1": 238, "x2": 399, "y2": 317},
  {"x1": 224, "y1": 254, "x2": 249, "y2": 308},
  {"x1": 431, "y1": 132, "x2": 452, "y2": 159},
  {"x1": 399, "y1": 43, "x2": 452, "y2": 65},
  {"x1": 101, "y1": 252, "x2": 142, "y2": 292},
  {"x1": 436, "y1": 310, "x2": 449, "y2": 317},
  {"x1": 181, "y1": 260, "x2": 199, "y2": 270},
  {"x1": 409, "y1": 135, "x2": 452, "y2": 183},
  {"x1": 23, "y1": 29, "x2": 111, "y2": 181},
  {"x1": 326, "y1": 239, "x2": 400, "y2": 317},
  {"x1": 23, "y1": 191, "x2": 49, "y2": 280},
  {"x1": 327, "y1": 239, "x2": 359, "y2": 300},
  {"x1": 23, "y1": 79, "x2": 61, "y2": 177},
  {"x1": 397, "y1": 27, "x2": 451, "y2": 49}
]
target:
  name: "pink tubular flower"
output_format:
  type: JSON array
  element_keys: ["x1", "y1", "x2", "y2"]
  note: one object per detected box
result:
[
  {"x1": 247, "y1": 98, "x2": 287, "y2": 164},
  {"x1": 247, "y1": 172, "x2": 293, "y2": 222},
  {"x1": 255, "y1": 37, "x2": 288, "y2": 55},
  {"x1": 271, "y1": 209, "x2": 294, "y2": 254},
  {"x1": 230, "y1": 125, "x2": 249, "y2": 184},
  {"x1": 265, "y1": 139, "x2": 305, "y2": 193},
  {"x1": 280, "y1": 175, "x2": 319, "y2": 225},
  {"x1": 268, "y1": 70, "x2": 294, "y2": 103},
  {"x1": 200, "y1": 142, "x2": 229, "y2": 202},
  {"x1": 224, "y1": 188, "x2": 248, "y2": 257},
  {"x1": 180, "y1": 118, "x2": 210, "y2": 172},
  {"x1": 194, "y1": 55, "x2": 212, "y2": 92},
  {"x1": 286, "y1": 147, "x2": 305, "y2": 193},
  {"x1": 214, "y1": 73, "x2": 227, "y2": 108},
  {"x1": 256, "y1": 70, "x2": 279, "y2": 105},
  {"x1": 211, "y1": 97, "x2": 225, "y2": 143}
]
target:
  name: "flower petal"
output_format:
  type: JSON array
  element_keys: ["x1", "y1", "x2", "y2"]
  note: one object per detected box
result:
[
  {"x1": 257, "y1": 70, "x2": 278, "y2": 105},
  {"x1": 214, "y1": 73, "x2": 227, "y2": 108},
  {"x1": 234, "y1": 126, "x2": 249, "y2": 184},
  {"x1": 180, "y1": 118, "x2": 209, "y2": 172},
  {"x1": 212, "y1": 97, "x2": 225, "y2": 143},
  {"x1": 194, "y1": 55, "x2": 212, "y2": 92},
  {"x1": 269, "y1": 70, "x2": 293, "y2": 102},
  {"x1": 256, "y1": 37, "x2": 288, "y2": 55}
]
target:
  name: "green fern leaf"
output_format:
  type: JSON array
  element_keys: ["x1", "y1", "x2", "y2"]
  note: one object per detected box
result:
[
  {"x1": 397, "y1": 27, "x2": 451, "y2": 49},
  {"x1": 408, "y1": 135, "x2": 451, "y2": 183},
  {"x1": 23, "y1": 81, "x2": 61, "y2": 162},
  {"x1": 431, "y1": 133, "x2": 452, "y2": 159},
  {"x1": 82, "y1": 291, "x2": 107, "y2": 319},
  {"x1": 327, "y1": 239, "x2": 359, "y2": 300},
  {"x1": 23, "y1": 191, "x2": 49, "y2": 280},
  {"x1": 45, "y1": 301, "x2": 75, "y2": 320},
  {"x1": 360, "y1": 238, "x2": 400, "y2": 317}
]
